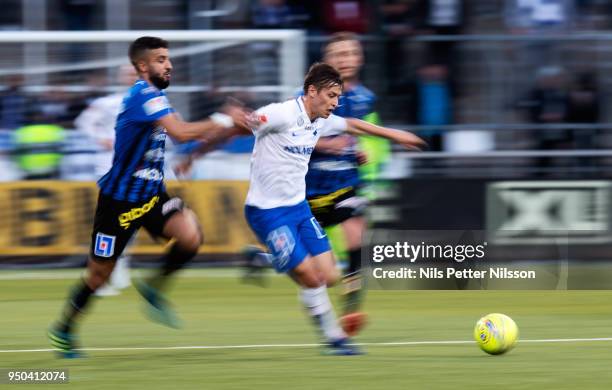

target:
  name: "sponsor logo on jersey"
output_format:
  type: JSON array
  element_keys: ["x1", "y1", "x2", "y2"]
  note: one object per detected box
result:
[
  {"x1": 283, "y1": 145, "x2": 314, "y2": 155},
  {"x1": 143, "y1": 96, "x2": 170, "y2": 116},
  {"x1": 133, "y1": 168, "x2": 163, "y2": 181},
  {"x1": 94, "y1": 233, "x2": 116, "y2": 257},
  {"x1": 118, "y1": 195, "x2": 160, "y2": 229}
]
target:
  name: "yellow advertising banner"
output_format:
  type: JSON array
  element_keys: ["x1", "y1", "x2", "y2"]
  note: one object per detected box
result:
[{"x1": 0, "y1": 181, "x2": 258, "y2": 256}]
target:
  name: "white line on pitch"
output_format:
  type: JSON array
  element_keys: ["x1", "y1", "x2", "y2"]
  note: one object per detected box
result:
[{"x1": 2, "y1": 337, "x2": 612, "y2": 354}]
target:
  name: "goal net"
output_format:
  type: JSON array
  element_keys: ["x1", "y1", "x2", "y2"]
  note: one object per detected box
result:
[{"x1": 0, "y1": 30, "x2": 305, "y2": 126}]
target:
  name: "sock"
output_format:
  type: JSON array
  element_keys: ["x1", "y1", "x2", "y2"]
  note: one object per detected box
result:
[
  {"x1": 300, "y1": 286, "x2": 346, "y2": 342},
  {"x1": 148, "y1": 243, "x2": 196, "y2": 292},
  {"x1": 56, "y1": 279, "x2": 94, "y2": 333},
  {"x1": 110, "y1": 256, "x2": 131, "y2": 289},
  {"x1": 342, "y1": 248, "x2": 363, "y2": 315}
]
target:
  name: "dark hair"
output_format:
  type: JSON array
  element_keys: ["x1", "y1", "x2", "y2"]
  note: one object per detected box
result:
[
  {"x1": 129, "y1": 36, "x2": 169, "y2": 69},
  {"x1": 303, "y1": 63, "x2": 343, "y2": 94},
  {"x1": 323, "y1": 31, "x2": 360, "y2": 56}
]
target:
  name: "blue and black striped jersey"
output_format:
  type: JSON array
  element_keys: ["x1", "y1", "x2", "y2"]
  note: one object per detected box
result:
[
  {"x1": 98, "y1": 79, "x2": 175, "y2": 202},
  {"x1": 305, "y1": 83, "x2": 376, "y2": 197}
]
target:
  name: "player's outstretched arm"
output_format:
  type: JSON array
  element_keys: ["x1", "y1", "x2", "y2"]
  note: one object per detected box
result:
[
  {"x1": 157, "y1": 108, "x2": 248, "y2": 143},
  {"x1": 345, "y1": 118, "x2": 427, "y2": 151}
]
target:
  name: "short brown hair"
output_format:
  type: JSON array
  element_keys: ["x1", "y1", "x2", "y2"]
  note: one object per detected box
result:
[
  {"x1": 303, "y1": 62, "x2": 343, "y2": 94},
  {"x1": 323, "y1": 32, "x2": 361, "y2": 57}
]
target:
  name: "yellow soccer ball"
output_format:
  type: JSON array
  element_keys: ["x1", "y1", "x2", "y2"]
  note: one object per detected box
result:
[{"x1": 474, "y1": 313, "x2": 519, "y2": 355}]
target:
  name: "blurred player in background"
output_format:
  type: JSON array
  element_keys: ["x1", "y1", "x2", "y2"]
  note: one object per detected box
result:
[
  {"x1": 48, "y1": 36, "x2": 248, "y2": 358},
  {"x1": 74, "y1": 64, "x2": 138, "y2": 297},
  {"x1": 243, "y1": 63, "x2": 424, "y2": 355},
  {"x1": 306, "y1": 32, "x2": 389, "y2": 335}
]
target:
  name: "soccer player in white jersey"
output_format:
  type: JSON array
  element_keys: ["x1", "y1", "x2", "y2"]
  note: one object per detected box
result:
[
  {"x1": 75, "y1": 64, "x2": 138, "y2": 296},
  {"x1": 244, "y1": 63, "x2": 425, "y2": 355}
]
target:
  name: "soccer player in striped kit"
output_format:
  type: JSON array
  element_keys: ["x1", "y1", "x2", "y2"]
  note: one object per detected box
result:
[{"x1": 49, "y1": 36, "x2": 249, "y2": 358}]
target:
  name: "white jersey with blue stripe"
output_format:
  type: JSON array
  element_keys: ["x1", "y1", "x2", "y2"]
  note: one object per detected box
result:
[
  {"x1": 97, "y1": 79, "x2": 175, "y2": 202},
  {"x1": 245, "y1": 97, "x2": 348, "y2": 209}
]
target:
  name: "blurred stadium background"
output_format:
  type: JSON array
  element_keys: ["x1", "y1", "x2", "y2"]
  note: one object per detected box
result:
[
  {"x1": 2, "y1": 1, "x2": 612, "y2": 389},
  {"x1": 3, "y1": 0, "x2": 612, "y2": 266}
]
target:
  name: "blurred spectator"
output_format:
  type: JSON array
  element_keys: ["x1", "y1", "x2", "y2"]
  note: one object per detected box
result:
[
  {"x1": 12, "y1": 124, "x2": 65, "y2": 180},
  {"x1": 60, "y1": 0, "x2": 96, "y2": 31},
  {"x1": 505, "y1": 0, "x2": 576, "y2": 79},
  {"x1": 30, "y1": 91, "x2": 74, "y2": 129},
  {"x1": 505, "y1": 0, "x2": 575, "y2": 34},
  {"x1": 249, "y1": 0, "x2": 310, "y2": 85},
  {"x1": 412, "y1": 64, "x2": 453, "y2": 151},
  {"x1": 519, "y1": 67, "x2": 569, "y2": 125},
  {"x1": 0, "y1": 75, "x2": 29, "y2": 130},
  {"x1": 381, "y1": 0, "x2": 417, "y2": 36},
  {"x1": 321, "y1": 0, "x2": 369, "y2": 33},
  {"x1": 380, "y1": 1, "x2": 418, "y2": 93},
  {"x1": 251, "y1": 0, "x2": 295, "y2": 29},
  {"x1": 416, "y1": 0, "x2": 467, "y2": 99},
  {"x1": 74, "y1": 65, "x2": 138, "y2": 177},
  {"x1": 516, "y1": 66, "x2": 571, "y2": 174},
  {"x1": 250, "y1": 0, "x2": 312, "y2": 29},
  {"x1": 567, "y1": 71, "x2": 600, "y2": 149},
  {"x1": 416, "y1": 0, "x2": 467, "y2": 67}
]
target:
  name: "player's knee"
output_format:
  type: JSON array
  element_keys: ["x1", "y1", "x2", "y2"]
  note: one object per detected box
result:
[
  {"x1": 325, "y1": 268, "x2": 341, "y2": 287},
  {"x1": 178, "y1": 228, "x2": 201, "y2": 253},
  {"x1": 86, "y1": 260, "x2": 114, "y2": 289},
  {"x1": 293, "y1": 265, "x2": 325, "y2": 288}
]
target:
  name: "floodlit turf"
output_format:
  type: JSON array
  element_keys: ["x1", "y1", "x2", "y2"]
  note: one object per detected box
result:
[{"x1": 1, "y1": 269, "x2": 612, "y2": 389}]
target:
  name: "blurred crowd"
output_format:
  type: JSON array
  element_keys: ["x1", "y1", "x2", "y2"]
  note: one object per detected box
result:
[{"x1": 2, "y1": 0, "x2": 612, "y2": 179}]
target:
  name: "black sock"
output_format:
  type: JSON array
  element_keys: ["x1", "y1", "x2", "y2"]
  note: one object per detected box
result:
[
  {"x1": 57, "y1": 279, "x2": 94, "y2": 333},
  {"x1": 148, "y1": 243, "x2": 197, "y2": 291},
  {"x1": 342, "y1": 248, "x2": 364, "y2": 314}
]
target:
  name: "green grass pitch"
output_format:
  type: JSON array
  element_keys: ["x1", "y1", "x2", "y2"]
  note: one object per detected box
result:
[{"x1": 1, "y1": 269, "x2": 611, "y2": 389}]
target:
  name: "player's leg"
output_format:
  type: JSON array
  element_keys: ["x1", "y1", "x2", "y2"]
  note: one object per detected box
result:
[
  {"x1": 49, "y1": 194, "x2": 136, "y2": 357},
  {"x1": 295, "y1": 212, "x2": 361, "y2": 354},
  {"x1": 136, "y1": 195, "x2": 202, "y2": 328},
  {"x1": 245, "y1": 202, "x2": 360, "y2": 355},
  {"x1": 290, "y1": 253, "x2": 360, "y2": 355},
  {"x1": 339, "y1": 215, "x2": 366, "y2": 310},
  {"x1": 338, "y1": 215, "x2": 368, "y2": 336},
  {"x1": 95, "y1": 253, "x2": 131, "y2": 296},
  {"x1": 313, "y1": 189, "x2": 369, "y2": 335}
]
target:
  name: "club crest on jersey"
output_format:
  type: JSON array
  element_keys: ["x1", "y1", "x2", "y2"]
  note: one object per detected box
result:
[
  {"x1": 94, "y1": 233, "x2": 116, "y2": 258},
  {"x1": 297, "y1": 116, "x2": 304, "y2": 127}
]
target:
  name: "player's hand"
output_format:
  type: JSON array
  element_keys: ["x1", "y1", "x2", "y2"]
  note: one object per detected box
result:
[
  {"x1": 173, "y1": 156, "x2": 194, "y2": 179},
  {"x1": 393, "y1": 131, "x2": 427, "y2": 151},
  {"x1": 222, "y1": 104, "x2": 251, "y2": 131},
  {"x1": 356, "y1": 150, "x2": 368, "y2": 165}
]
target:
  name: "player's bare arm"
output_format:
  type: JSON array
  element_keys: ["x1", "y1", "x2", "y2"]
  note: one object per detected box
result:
[
  {"x1": 345, "y1": 118, "x2": 427, "y2": 151},
  {"x1": 156, "y1": 111, "x2": 245, "y2": 143}
]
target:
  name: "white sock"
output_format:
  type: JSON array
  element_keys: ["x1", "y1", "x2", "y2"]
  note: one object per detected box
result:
[
  {"x1": 300, "y1": 286, "x2": 346, "y2": 342},
  {"x1": 110, "y1": 256, "x2": 131, "y2": 289}
]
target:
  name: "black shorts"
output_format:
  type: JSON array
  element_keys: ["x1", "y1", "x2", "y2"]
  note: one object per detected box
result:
[
  {"x1": 90, "y1": 191, "x2": 184, "y2": 261},
  {"x1": 307, "y1": 187, "x2": 368, "y2": 228}
]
